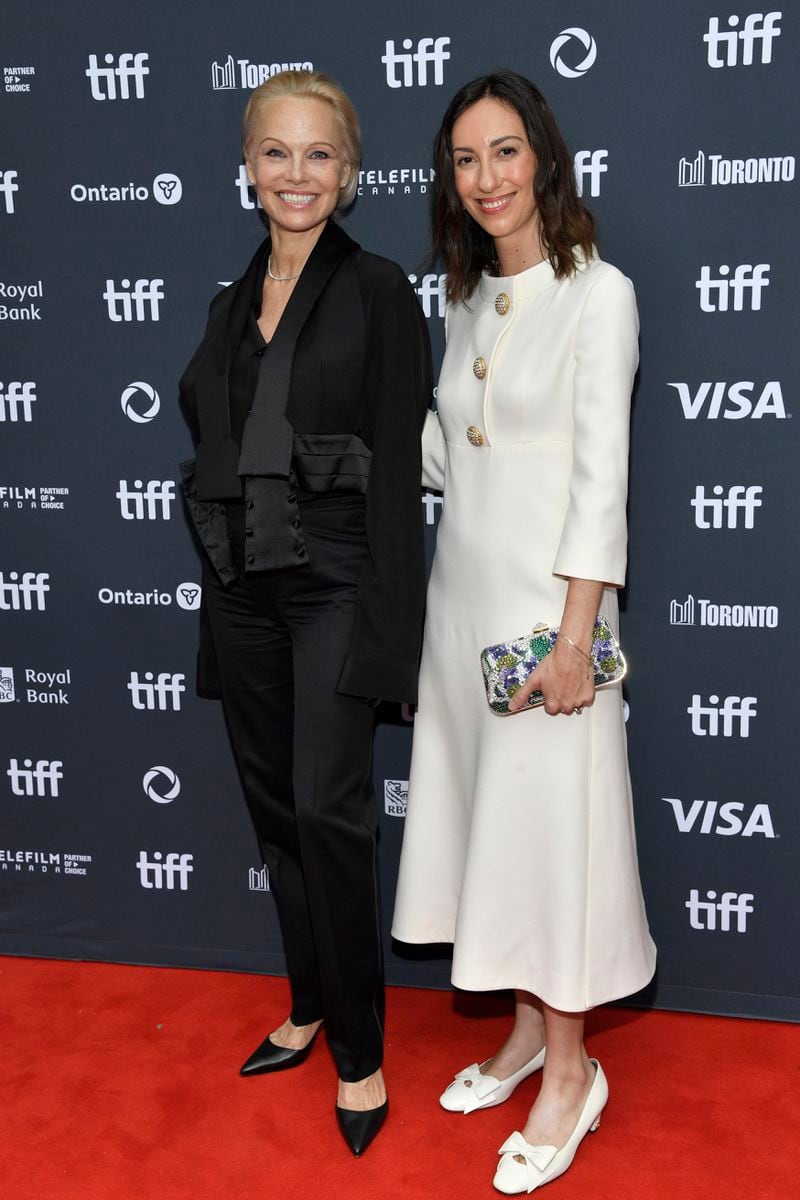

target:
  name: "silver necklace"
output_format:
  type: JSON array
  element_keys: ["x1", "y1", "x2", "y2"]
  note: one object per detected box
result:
[{"x1": 267, "y1": 254, "x2": 302, "y2": 282}]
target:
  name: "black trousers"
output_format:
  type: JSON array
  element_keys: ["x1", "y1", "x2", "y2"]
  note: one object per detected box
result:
[{"x1": 202, "y1": 496, "x2": 384, "y2": 1082}]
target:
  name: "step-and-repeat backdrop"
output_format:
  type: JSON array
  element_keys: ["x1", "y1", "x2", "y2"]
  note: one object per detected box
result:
[{"x1": 2, "y1": 1, "x2": 797, "y2": 1020}]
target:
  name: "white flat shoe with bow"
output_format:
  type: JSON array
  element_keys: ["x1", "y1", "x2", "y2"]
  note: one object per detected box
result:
[
  {"x1": 492, "y1": 1059, "x2": 608, "y2": 1194},
  {"x1": 439, "y1": 1046, "x2": 546, "y2": 1114}
]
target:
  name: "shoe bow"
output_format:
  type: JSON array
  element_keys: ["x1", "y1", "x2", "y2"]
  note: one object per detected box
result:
[
  {"x1": 497, "y1": 1132, "x2": 558, "y2": 1192},
  {"x1": 452, "y1": 1063, "x2": 501, "y2": 1113}
]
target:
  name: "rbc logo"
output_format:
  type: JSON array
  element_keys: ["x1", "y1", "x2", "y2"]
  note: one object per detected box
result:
[
  {"x1": 573, "y1": 150, "x2": 607, "y2": 197},
  {"x1": 686, "y1": 890, "x2": 754, "y2": 932},
  {"x1": 0, "y1": 571, "x2": 50, "y2": 611},
  {"x1": 136, "y1": 851, "x2": 193, "y2": 890},
  {"x1": 691, "y1": 484, "x2": 762, "y2": 529},
  {"x1": 86, "y1": 52, "x2": 149, "y2": 100},
  {"x1": 687, "y1": 694, "x2": 757, "y2": 738},
  {"x1": 550, "y1": 28, "x2": 597, "y2": 78},
  {"x1": 695, "y1": 263, "x2": 770, "y2": 311},
  {"x1": 703, "y1": 13, "x2": 781, "y2": 67},
  {"x1": 7, "y1": 758, "x2": 63, "y2": 797},
  {"x1": 103, "y1": 278, "x2": 164, "y2": 322},
  {"x1": 0, "y1": 381, "x2": 36, "y2": 422},
  {"x1": 128, "y1": 671, "x2": 186, "y2": 711},
  {"x1": 0, "y1": 169, "x2": 19, "y2": 214},
  {"x1": 382, "y1": 37, "x2": 451, "y2": 87},
  {"x1": 116, "y1": 479, "x2": 175, "y2": 520}
]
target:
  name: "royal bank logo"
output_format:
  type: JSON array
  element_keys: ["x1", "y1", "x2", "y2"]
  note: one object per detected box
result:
[
  {"x1": 687, "y1": 694, "x2": 757, "y2": 738},
  {"x1": 573, "y1": 150, "x2": 607, "y2": 197},
  {"x1": 136, "y1": 851, "x2": 194, "y2": 890},
  {"x1": 0, "y1": 667, "x2": 15, "y2": 702},
  {"x1": 86, "y1": 52, "x2": 149, "y2": 100},
  {"x1": 0, "y1": 280, "x2": 43, "y2": 321},
  {"x1": 98, "y1": 582, "x2": 201, "y2": 609},
  {"x1": 668, "y1": 380, "x2": 787, "y2": 420},
  {"x1": 690, "y1": 484, "x2": 762, "y2": 530},
  {"x1": 7, "y1": 758, "x2": 63, "y2": 797},
  {"x1": 664, "y1": 797, "x2": 776, "y2": 838},
  {"x1": 0, "y1": 169, "x2": 19, "y2": 214},
  {"x1": 382, "y1": 37, "x2": 451, "y2": 87},
  {"x1": 409, "y1": 273, "x2": 446, "y2": 319},
  {"x1": 19, "y1": 667, "x2": 72, "y2": 705},
  {"x1": 686, "y1": 889, "x2": 754, "y2": 932},
  {"x1": 703, "y1": 12, "x2": 781, "y2": 67},
  {"x1": 211, "y1": 55, "x2": 313, "y2": 91},
  {"x1": 143, "y1": 766, "x2": 181, "y2": 804},
  {"x1": 116, "y1": 479, "x2": 175, "y2": 520},
  {"x1": 0, "y1": 485, "x2": 69, "y2": 512},
  {"x1": 103, "y1": 278, "x2": 164, "y2": 322},
  {"x1": 249, "y1": 865, "x2": 270, "y2": 892},
  {"x1": 3, "y1": 66, "x2": 36, "y2": 94},
  {"x1": 384, "y1": 779, "x2": 408, "y2": 817},
  {"x1": 71, "y1": 173, "x2": 182, "y2": 206},
  {"x1": 678, "y1": 150, "x2": 795, "y2": 188},
  {"x1": 121, "y1": 381, "x2": 160, "y2": 423},
  {"x1": 669, "y1": 594, "x2": 778, "y2": 629},
  {"x1": 695, "y1": 263, "x2": 770, "y2": 312},
  {"x1": 550, "y1": 28, "x2": 597, "y2": 78},
  {"x1": 0, "y1": 382, "x2": 36, "y2": 422},
  {"x1": 127, "y1": 672, "x2": 186, "y2": 712},
  {"x1": 0, "y1": 571, "x2": 50, "y2": 611}
]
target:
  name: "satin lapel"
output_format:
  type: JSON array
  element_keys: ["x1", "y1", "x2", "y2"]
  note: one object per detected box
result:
[{"x1": 238, "y1": 221, "x2": 360, "y2": 477}]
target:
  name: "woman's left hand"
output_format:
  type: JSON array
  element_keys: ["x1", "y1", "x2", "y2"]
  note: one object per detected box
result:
[{"x1": 508, "y1": 640, "x2": 595, "y2": 716}]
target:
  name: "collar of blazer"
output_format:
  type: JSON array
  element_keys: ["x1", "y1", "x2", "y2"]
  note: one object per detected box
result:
[{"x1": 193, "y1": 218, "x2": 360, "y2": 499}]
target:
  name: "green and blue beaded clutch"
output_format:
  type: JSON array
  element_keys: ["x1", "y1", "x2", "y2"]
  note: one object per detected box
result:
[{"x1": 480, "y1": 616, "x2": 626, "y2": 716}]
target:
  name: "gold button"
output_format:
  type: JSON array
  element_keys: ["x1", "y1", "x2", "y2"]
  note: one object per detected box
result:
[
  {"x1": 495, "y1": 292, "x2": 511, "y2": 316},
  {"x1": 466, "y1": 425, "x2": 484, "y2": 446},
  {"x1": 472, "y1": 356, "x2": 487, "y2": 380}
]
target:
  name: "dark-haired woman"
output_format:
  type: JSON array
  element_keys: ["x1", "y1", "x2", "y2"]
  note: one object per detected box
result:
[{"x1": 393, "y1": 71, "x2": 655, "y2": 1193}]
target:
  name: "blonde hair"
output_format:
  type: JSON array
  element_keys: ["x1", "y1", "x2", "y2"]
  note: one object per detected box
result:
[{"x1": 242, "y1": 69, "x2": 360, "y2": 209}]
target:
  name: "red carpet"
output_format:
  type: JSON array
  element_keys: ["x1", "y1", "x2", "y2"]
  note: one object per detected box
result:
[{"x1": 2, "y1": 956, "x2": 797, "y2": 1200}]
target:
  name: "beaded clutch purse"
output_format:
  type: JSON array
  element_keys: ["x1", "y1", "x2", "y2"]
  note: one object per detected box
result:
[{"x1": 480, "y1": 617, "x2": 626, "y2": 716}]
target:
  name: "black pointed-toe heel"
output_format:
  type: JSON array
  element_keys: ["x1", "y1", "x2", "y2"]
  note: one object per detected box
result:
[
  {"x1": 335, "y1": 1099, "x2": 389, "y2": 1157},
  {"x1": 239, "y1": 1025, "x2": 322, "y2": 1077}
]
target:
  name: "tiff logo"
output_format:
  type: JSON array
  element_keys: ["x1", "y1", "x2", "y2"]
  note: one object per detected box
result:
[
  {"x1": 86, "y1": 52, "x2": 149, "y2": 100},
  {"x1": 382, "y1": 37, "x2": 451, "y2": 87},
  {"x1": 663, "y1": 797, "x2": 776, "y2": 838},
  {"x1": 127, "y1": 671, "x2": 186, "y2": 711},
  {"x1": 704, "y1": 12, "x2": 781, "y2": 67},
  {"x1": 136, "y1": 851, "x2": 193, "y2": 890},
  {"x1": 574, "y1": 150, "x2": 608, "y2": 197},
  {"x1": 7, "y1": 758, "x2": 63, "y2": 797},
  {"x1": 0, "y1": 571, "x2": 50, "y2": 610},
  {"x1": 687, "y1": 694, "x2": 757, "y2": 738},
  {"x1": 0, "y1": 381, "x2": 36, "y2": 422},
  {"x1": 103, "y1": 278, "x2": 164, "y2": 322},
  {"x1": 409, "y1": 273, "x2": 446, "y2": 318},
  {"x1": 686, "y1": 889, "x2": 754, "y2": 932},
  {"x1": 0, "y1": 169, "x2": 19, "y2": 213},
  {"x1": 691, "y1": 484, "x2": 762, "y2": 529},
  {"x1": 116, "y1": 479, "x2": 175, "y2": 520},
  {"x1": 695, "y1": 263, "x2": 770, "y2": 311}
]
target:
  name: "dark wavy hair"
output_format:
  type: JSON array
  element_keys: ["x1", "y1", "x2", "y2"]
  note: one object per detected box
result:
[{"x1": 432, "y1": 70, "x2": 596, "y2": 303}]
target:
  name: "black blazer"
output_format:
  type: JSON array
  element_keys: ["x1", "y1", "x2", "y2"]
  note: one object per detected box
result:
[{"x1": 179, "y1": 220, "x2": 433, "y2": 705}]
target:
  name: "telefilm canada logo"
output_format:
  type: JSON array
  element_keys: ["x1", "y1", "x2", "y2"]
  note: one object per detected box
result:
[
  {"x1": 550, "y1": 28, "x2": 597, "y2": 78},
  {"x1": 0, "y1": 381, "x2": 36, "y2": 422},
  {"x1": 669, "y1": 594, "x2": 778, "y2": 629},
  {"x1": 0, "y1": 848, "x2": 92, "y2": 877},
  {"x1": 382, "y1": 37, "x2": 451, "y2": 87},
  {"x1": 0, "y1": 169, "x2": 19, "y2": 214},
  {"x1": 4, "y1": 65, "x2": 36, "y2": 93},
  {"x1": 70, "y1": 173, "x2": 182, "y2": 206},
  {"x1": 703, "y1": 12, "x2": 781, "y2": 67},
  {"x1": 384, "y1": 779, "x2": 408, "y2": 817},
  {"x1": 668, "y1": 380, "x2": 787, "y2": 420},
  {"x1": 0, "y1": 280, "x2": 43, "y2": 321},
  {"x1": 0, "y1": 666, "x2": 72, "y2": 705},
  {"x1": 211, "y1": 55, "x2": 313, "y2": 90},
  {"x1": 85, "y1": 52, "x2": 149, "y2": 101},
  {"x1": 358, "y1": 165, "x2": 435, "y2": 199},
  {"x1": 0, "y1": 485, "x2": 69, "y2": 512},
  {"x1": 678, "y1": 150, "x2": 795, "y2": 188},
  {"x1": 98, "y1": 582, "x2": 201, "y2": 610}
]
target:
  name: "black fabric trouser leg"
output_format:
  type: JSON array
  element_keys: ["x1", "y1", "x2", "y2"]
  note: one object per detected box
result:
[{"x1": 201, "y1": 504, "x2": 384, "y2": 1082}]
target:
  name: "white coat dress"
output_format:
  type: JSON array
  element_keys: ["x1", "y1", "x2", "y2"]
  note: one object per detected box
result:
[{"x1": 392, "y1": 254, "x2": 656, "y2": 1012}]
